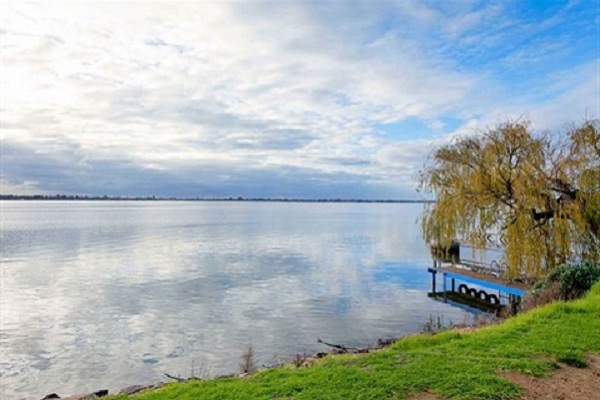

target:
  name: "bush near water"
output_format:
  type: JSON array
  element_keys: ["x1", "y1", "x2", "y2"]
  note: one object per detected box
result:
[{"x1": 530, "y1": 263, "x2": 600, "y2": 300}]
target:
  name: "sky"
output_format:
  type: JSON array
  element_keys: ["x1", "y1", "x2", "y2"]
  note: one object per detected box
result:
[{"x1": 1, "y1": 0, "x2": 599, "y2": 199}]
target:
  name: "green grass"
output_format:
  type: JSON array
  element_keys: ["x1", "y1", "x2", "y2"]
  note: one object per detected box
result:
[{"x1": 112, "y1": 283, "x2": 600, "y2": 400}]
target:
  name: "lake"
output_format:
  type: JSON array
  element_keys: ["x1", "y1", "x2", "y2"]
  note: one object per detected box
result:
[{"x1": 0, "y1": 201, "x2": 472, "y2": 399}]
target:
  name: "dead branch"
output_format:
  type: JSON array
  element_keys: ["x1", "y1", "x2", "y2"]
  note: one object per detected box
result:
[
  {"x1": 164, "y1": 373, "x2": 186, "y2": 382},
  {"x1": 316, "y1": 338, "x2": 363, "y2": 352}
]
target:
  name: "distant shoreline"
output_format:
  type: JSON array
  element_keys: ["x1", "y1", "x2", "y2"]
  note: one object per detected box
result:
[{"x1": 0, "y1": 195, "x2": 434, "y2": 203}]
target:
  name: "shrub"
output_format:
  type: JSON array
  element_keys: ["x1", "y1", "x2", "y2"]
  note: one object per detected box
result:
[
  {"x1": 542, "y1": 263, "x2": 600, "y2": 300},
  {"x1": 523, "y1": 263, "x2": 600, "y2": 310}
]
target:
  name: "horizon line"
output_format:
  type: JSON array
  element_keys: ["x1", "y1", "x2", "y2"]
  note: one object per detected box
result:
[{"x1": 0, "y1": 194, "x2": 434, "y2": 203}]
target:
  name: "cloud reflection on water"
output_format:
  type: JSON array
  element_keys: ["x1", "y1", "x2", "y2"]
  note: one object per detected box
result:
[{"x1": 0, "y1": 202, "x2": 471, "y2": 399}]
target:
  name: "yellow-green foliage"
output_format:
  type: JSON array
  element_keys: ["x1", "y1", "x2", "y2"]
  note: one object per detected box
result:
[{"x1": 419, "y1": 120, "x2": 599, "y2": 279}]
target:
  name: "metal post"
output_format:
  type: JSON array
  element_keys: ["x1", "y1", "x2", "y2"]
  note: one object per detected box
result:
[
  {"x1": 510, "y1": 295, "x2": 518, "y2": 315},
  {"x1": 451, "y1": 278, "x2": 455, "y2": 292},
  {"x1": 443, "y1": 272, "x2": 447, "y2": 302}
]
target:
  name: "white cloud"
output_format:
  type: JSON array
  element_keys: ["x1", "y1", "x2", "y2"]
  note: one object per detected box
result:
[{"x1": 0, "y1": 1, "x2": 597, "y2": 197}]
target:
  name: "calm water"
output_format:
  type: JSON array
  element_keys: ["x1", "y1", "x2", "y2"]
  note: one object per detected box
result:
[{"x1": 0, "y1": 201, "x2": 471, "y2": 399}]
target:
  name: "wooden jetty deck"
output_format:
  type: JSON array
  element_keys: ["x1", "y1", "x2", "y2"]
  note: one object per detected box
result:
[
  {"x1": 431, "y1": 265, "x2": 529, "y2": 294},
  {"x1": 427, "y1": 262, "x2": 530, "y2": 314}
]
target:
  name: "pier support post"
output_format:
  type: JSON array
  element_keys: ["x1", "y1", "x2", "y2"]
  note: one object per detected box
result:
[
  {"x1": 443, "y1": 272, "x2": 447, "y2": 303},
  {"x1": 509, "y1": 295, "x2": 519, "y2": 315},
  {"x1": 429, "y1": 264, "x2": 438, "y2": 294},
  {"x1": 451, "y1": 278, "x2": 455, "y2": 293}
]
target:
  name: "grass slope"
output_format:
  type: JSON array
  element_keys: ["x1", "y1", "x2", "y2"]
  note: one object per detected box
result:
[{"x1": 113, "y1": 283, "x2": 600, "y2": 400}]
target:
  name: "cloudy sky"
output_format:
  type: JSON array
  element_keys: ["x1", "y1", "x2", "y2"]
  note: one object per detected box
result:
[{"x1": 1, "y1": 1, "x2": 598, "y2": 199}]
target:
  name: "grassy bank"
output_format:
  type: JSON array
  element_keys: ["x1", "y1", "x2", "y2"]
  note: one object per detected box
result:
[{"x1": 112, "y1": 283, "x2": 600, "y2": 400}]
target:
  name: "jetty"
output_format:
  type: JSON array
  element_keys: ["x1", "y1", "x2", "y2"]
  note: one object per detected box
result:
[{"x1": 428, "y1": 243, "x2": 529, "y2": 314}]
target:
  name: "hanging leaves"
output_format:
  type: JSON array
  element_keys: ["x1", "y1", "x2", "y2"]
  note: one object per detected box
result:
[{"x1": 419, "y1": 120, "x2": 600, "y2": 279}]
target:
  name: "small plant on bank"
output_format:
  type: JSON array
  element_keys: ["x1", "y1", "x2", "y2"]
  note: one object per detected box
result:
[
  {"x1": 239, "y1": 344, "x2": 257, "y2": 375},
  {"x1": 190, "y1": 358, "x2": 211, "y2": 380},
  {"x1": 472, "y1": 312, "x2": 501, "y2": 327},
  {"x1": 292, "y1": 352, "x2": 308, "y2": 368},
  {"x1": 421, "y1": 314, "x2": 449, "y2": 333}
]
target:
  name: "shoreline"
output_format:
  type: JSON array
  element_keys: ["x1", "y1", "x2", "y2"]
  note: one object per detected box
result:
[
  {"x1": 54, "y1": 285, "x2": 600, "y2": 400},
  {"x1": 34, "y1": 318, "x2": 495, "y2": 400}
]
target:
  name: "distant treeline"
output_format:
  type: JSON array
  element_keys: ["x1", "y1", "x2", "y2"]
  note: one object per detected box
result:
[{"x1": 0, "y1": 194, "x2": 433, "y2": 203}]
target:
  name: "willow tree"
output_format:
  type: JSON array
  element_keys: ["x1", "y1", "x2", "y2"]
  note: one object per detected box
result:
[{"x1": 419, "y1": 119, "x2": 599, "y2": 280}]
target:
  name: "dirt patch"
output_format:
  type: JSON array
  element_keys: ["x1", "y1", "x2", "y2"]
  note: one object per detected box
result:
[
  {"x1": 407, "y1": 356, "x2": 599, "y2": 400},
  {"x1": 502, "y1": 355, "x2": 600, "y2": 400},
  {"x1": 407, "y1": 392, "x2": 442, "y2": 400}
]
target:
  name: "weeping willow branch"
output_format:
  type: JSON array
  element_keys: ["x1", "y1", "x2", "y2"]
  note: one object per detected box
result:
[{"x1": 419, "y1": 119, "x2": 600, "y2": 279}]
